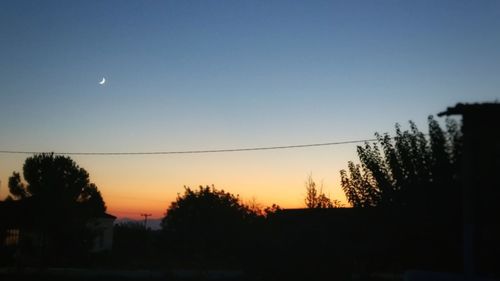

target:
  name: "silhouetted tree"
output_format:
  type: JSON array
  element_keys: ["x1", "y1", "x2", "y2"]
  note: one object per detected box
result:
[
  {"x1": 305, "y1": 174, "x2": 339, "y2": 208},
  {"x1": 245, "y1": 197, "x2": 265, "y2": 216},
  {"x1": 340, "y1": 116, "x2": 462, "y2": 210},
  {"x1": 264, "y1": 204, "x2": 282, "y2": 217},
  {"x1": 7, "y1": 153, "x2": 107, "y2": 265},
  {"x1": 161, "y1": 185, "x2": 259, "y2": 266}
]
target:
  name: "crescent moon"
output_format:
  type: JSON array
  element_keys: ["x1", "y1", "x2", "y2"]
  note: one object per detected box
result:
[{"x1": 99, "y1": 77, "x2": 106, "y2": 85}]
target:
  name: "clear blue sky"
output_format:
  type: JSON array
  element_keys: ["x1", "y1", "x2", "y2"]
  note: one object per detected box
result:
[{"x1": 1, "y1": 0, "x2": 499, "y2": 216}]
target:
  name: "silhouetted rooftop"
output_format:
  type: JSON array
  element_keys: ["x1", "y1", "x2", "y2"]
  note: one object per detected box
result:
[
  {"x1": 98, "y1": 213, "x2": 117, "y2": 219},
  {"x1": 438, "y1": 102, "x2": 500, "y2": 116}
]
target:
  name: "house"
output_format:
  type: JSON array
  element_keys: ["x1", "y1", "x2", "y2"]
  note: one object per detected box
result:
[
  {"x1": 0, "y1": 199, "x2": 36, "y2": 248},
  {"x1": 438, "y1": 102, "x2": 500, "y2": 275},
  {"x1": 87, "y1": 213, "x2": 117, "y2": 252},
  {"x1": 0, "y1": 199, "x2": 116, "y2": 256}
]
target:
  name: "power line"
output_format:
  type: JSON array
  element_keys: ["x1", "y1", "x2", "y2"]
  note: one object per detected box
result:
[{"x1": 0, "y1": 138, "x2": 378, "y2": 156}]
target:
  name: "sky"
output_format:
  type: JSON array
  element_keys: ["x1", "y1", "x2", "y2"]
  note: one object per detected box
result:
[{"x1": 1, "y1": 0, "x2": 499, "y2": 219}]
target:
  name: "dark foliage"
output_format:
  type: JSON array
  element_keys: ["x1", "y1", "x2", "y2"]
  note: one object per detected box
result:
[
  {"x1": 339, "y1": 117, "x2": 464, "y2": 273},
  {"x1": 340, "y1": 116, "x2": 462, "y2": 212},
  {"x1": 160, "y1": 185, "x2": 261, "y2": 267},
  {"x1": 304, "y1": 174, "x2": 341, "y2": 208},
  {"x1": 105, "y1": 222, "x2": 160, "y2": 268},
  {"x1": 6, "y1": 153, "x2": 107, "y2": 265}
]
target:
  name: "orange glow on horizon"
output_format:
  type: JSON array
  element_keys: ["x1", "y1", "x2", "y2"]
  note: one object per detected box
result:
[
  {"x1": 102, "y1": 184, "x2": 348, "y2": 220},
  {"x1": 0, "y1": 143, "x2": 353, "y2": 221}
]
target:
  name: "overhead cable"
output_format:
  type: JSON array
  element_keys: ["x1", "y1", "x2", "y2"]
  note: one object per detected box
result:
[{"x1": 0, "y1": 138, "x2": 379, "y2": 156}]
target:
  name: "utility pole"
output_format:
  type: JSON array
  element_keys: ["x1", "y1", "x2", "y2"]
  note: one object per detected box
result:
[{"x1": 140, "y1": 213, "x2": 152, "y2": 228}]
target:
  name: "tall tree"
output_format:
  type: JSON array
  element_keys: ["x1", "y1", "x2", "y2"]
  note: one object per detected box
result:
[
  {"x1": 7, "y1": 153, "x2": 107, "y2": 264},
  {"x1": 340, "y1": 116, "x2": 462, "y2": 210}
]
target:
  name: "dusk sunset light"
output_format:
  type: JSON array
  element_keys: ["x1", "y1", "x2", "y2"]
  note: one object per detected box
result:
[
  {"x1": 1, "y1": 1, "x2": 499, "y2": 280},
  {"x1": 1, "y1": 0, "x2": 498, "y2": 220}
]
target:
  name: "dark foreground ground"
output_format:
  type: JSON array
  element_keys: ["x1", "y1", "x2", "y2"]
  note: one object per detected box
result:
[
  {"x1": 1, "y1": 268, "x2": 242, "y2": 281},
  {"x1": 0, "y1": 267, "x2": 377, "y2": 281},
  {"x1": 3, "y1": 267, "x2": 498, "y2": 281}
]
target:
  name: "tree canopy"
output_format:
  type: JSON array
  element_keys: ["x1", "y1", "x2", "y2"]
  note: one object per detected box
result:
[
  {"x1": 8, "y1": 153, "x2": 106, "y2": 215},
  {"x1": 7, "y1": 153, "x2": 107, "y2": 264},
  {"x1": 161, "y1": 185, "x2": 260, "y2": 265},
  {"x1": 340, "y1": 116, "x2": 462, "y2": 210}
]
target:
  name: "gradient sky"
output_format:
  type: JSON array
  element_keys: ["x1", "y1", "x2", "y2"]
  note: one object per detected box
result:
[{"x1": 1, "y1": 0, "x2": 499, "y2": 219}]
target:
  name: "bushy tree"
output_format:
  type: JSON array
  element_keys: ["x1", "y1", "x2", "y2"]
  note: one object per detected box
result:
[
  {"x1": 7, "y1": 153, "x2": 107, "y2": 264},
  {"x1": 340, "y1": 116, "x2": 462, "y2": 210},
  {"x1": 161, "y1": 185, "x2": 259, "y2": 265},
  {"x1": 263, "y1": 204, "x2": 282, "y2": 216},
  {"x1": 8, "y1": 153, "x2": 106, "y2": 214}
]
